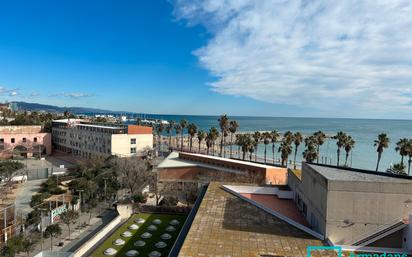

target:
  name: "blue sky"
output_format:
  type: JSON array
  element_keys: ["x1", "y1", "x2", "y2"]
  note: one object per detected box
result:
[{"x1": 1, "y1": 1, "x2": 412, "y2": 119}]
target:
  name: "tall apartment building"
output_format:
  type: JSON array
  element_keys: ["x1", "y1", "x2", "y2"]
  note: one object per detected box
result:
[{"x1": 51, "y1": 119, "x2": 153, "y2": 158}]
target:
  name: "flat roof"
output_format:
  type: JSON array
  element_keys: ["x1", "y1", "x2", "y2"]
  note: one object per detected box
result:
[
  {"x1": 307, "y1": 163, "x2": 412, "y2": 183},
  {"x1": 157, "y1": 152, "x2": 244, "y2": 174},
  {"x1": 177, "y1": 182, "x2": 324, "y2": 257},
  {"x1": 53, "y1": 119, "x2": 125, "y2": 130},
  {"x1": 180, "y1": 152, "x2": 278, "y2": 169}
]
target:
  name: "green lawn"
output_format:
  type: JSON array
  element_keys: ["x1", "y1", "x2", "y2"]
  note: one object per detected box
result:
[{"x1": 91, "y1": 213, "x2": 187, "y2": 257}]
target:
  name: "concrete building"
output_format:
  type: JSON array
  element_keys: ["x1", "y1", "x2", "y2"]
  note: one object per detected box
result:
[
  {"x1": 0, "y1": 125, "x2": 51, "y2": 159},
  {"x1": 288, "y1": 162, "x2": 412, "y2": 249},
  {"x1": 51, "y1": 119, "x2": 153, "y2": 158}
]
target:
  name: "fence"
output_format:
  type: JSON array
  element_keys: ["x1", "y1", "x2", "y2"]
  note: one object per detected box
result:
[{"x1": 26, "y1": 167, "x2": 67, "y2": 181}]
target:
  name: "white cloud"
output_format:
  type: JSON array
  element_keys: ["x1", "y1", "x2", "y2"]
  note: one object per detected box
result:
[
  {"x1": 50, "y1": 92, "x2": 94, "y2": 99},
  {"x1": 172, "y1": 0, "x2": 412, "y2": 117}
]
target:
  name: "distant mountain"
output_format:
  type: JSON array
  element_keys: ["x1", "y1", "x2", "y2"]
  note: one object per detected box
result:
[{"x1": 10, "y1": 101, "x2": 133, "y2": 115}]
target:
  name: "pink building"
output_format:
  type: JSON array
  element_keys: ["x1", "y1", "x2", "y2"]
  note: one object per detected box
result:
[{"x1": 0, "y1": 125, "x2": 51, "y2": 159}]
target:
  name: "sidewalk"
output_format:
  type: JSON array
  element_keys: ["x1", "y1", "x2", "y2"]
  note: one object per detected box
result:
[{"x1": 17, "y1": 207, "x2": 117, "y2": 257}]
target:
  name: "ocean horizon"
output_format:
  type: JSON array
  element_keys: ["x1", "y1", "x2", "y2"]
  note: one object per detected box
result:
[{"x1": 127, "y1": 114, "x2": 412, "y2": 172}]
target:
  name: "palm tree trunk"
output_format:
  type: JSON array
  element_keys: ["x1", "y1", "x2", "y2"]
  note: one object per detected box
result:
[
  {"x1": 408, "y1": 156, "x2": 411, "y2": 175},
  {"x1": 230, "y1": 134, "x2": 233, "y2": 158},
  {"x1": 189, "y1": 136, "x2": 193, "y2": 152},
  {"x1": 220, "y1": 137, "x2": 223, "y2": 157},
  {"x1": 337, "y1": 149, "x2": 340, "y2": 166},
  {"x1": 264, "y1": 145, "x2": 267, "y2": 164},
  {"x1": 293, "y1": 147, "x2": 298, "y2": 169},
  {"x1": 168, "y1": 135, "x2": 172, "y2": 152},
  {"x1": 206, "y1": 146, "x2": 209, "y2": 155},
  {"x1": 222, "y1": 137, "x2": 226, "y2": 158},
  {"x1": 317, "y1": 145, "x2": 320, "y2": 163},
  {"x1": 376, "y1": 152, "x2": 382, "y2": 171},
  {"x1": 198, "y1": 141, "x2": 201, "y2": 153},
  {"x1": 345, "y1": 152, "x2": 349, "y2": 166},
  {"x1": 242, "y1": 150, "x2": 246, "y2": 160},
  {"x1": 255, "y1": 146, "x2": 258, "y2": 162},
  {"x1": 272, "y1": 144, "x2": 275, "y2": 164},
  {"x1": 181, "y1": 132, "x2": 184, "y2": 150},
  {"x1": 401, "y1": 155, "x2": 404, "y2": 165}
]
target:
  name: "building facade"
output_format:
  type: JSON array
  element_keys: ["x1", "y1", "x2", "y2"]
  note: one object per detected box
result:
[
  {"x1": 51, "y1": 119, "x2": 153, "y2": 158},
  {"x1": 288, "y1": 162, "x2": 412, "y2": 247},
  {"x1": 0, "y1": 125, "x2": 51, "y2": 159}
]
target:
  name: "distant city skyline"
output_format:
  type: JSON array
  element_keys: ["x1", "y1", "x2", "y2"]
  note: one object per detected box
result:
[{"x1": 1, "y1": 1, "x2": 412, "y2": 119}]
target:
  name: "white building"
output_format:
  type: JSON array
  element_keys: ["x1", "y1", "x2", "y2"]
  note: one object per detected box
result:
[{"x1": 52, "y1": 119, "x2": 153, "y2": 158}]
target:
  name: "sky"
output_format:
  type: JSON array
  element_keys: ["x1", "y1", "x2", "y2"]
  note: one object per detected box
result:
[{"x1": 0, "y1": 0, "x2": 412, "y2": 119}]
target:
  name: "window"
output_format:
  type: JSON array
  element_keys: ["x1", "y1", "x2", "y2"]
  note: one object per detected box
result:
[
  {"x1": 130, "y1": 147, "x2": 136, "y2": 154},
  {"x1": 11, "y1": 138, "x2": 15, "y2": 143},
  {"x1": 23, "y1": 137, "x2": 27, "y2": 143},
  {"x1": 131, "y1": 138, "x2": 136, "y2": 144},
  {"x1": 0, "y1": 138, "x2": 3, "y2": 143}
]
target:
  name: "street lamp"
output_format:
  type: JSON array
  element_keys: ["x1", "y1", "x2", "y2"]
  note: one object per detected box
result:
[{"x1": 38, "y1": 207, "x2": 48, "y2": 252}]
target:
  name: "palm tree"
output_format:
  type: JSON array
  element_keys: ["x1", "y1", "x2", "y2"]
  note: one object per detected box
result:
[
  {"x1": 166, "y1": 121, "x2": 175, "y2": 152},
  {"x1": 236, "y1": 134, "x2": 252, "y2": 160},
  {"x1": 218, "y1": 114, "x2": 229, "y2": 157},
  {"x1": 209, "y1": 127, "x2": 220, "y2": 155},
  {"x1": 283, "y1": 131, "x2": 293, "y2": 144},
  {"x1": 252, "y1": 131, "x2": 261, "y2": 162},
  {"x1": 262, "y1": 132, "x2": 271, "y2": 164},
  {"x1": 406, "y1": 139, "x2": 412, "y2": 175},
  {"x1": 187, "y1": 123, "x2": 198, "y2": 152},
  {"x1": 228, "y1": 120, "x2": 239, "y2": 158},
  {"x1": 155, "y1": 123, "x2": 164, "y2": 153},
  {"x1": 174, "y1": 124, "x2": 182, "y2": 150},
  {"x1": 179, "y1": 119, "x2": 188, "y2": 150},
  {"x1": 387, "y1": 163, "x2": 407, "y2": 175},
  {"x1": 374, "y1": 133, "x2": 390, "y2": 172},
  {"x1": 333, "y1": 131, "x2": 347, "y2": 166},
  {"x1": 279, "y1": 140, "x2": 292, "y2": 167},
  {"x1": 270, "y1": 130, "x2": 280, "y2": 164},
  {"x1": 303, "y1": 136, "x2": 318, "y2": 163},
  {"x1": 197, "y1": 130, "x2": 206, "y2": 153},
  {"x1": 205, "y1": 133, "x2": 213, "y2": 155},
  {"x1": 313, "y1": 131, "x2": 326, "y2": 163},
  {"x1": 293, "y1": 132, "x2": 303, "y2": 169},
  {"x1": 249, "y1": 141, "x2": 257, "y2": 161},
  {"x1": 343, "y1": 135, "x2": 355, "y2": 167},
  {"x1": 395, "y1": 138, "x2": 409, "y2": 165}
]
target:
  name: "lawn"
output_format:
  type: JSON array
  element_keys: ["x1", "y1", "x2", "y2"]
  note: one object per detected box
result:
[{"x1": 91, "y1": 213, "x2": 187, "y2": 257}]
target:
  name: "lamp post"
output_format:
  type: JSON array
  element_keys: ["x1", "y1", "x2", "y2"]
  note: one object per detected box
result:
[{"x1": 38, "y1": 207, "x2": 48, "y2": 252}]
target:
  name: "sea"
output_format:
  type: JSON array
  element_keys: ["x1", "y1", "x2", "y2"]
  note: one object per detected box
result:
[{"x1": 128, "y1": 114, "x2": 412, "y2": 172}]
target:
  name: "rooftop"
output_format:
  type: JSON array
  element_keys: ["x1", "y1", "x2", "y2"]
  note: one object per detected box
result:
[
  {"x1": 177, "y1": 182, "x2": 324, "y2": 257},
  {"x1": 307, "y1": 163, "x2": 412, "y2": 183}
]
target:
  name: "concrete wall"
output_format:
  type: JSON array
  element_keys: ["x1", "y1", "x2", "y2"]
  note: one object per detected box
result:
[
  {"x1": 0, "y1": 131, "x2": 51, "y2": 158},
  {"x1": 111, "y1": 134, "x2": 153, "y2": 157},
  {"x1": 73, "y1": 215, "x2": 122, "y2": 257},
  {"x1": 326, "y1": 179, "x2": 412, "y2": 245}
]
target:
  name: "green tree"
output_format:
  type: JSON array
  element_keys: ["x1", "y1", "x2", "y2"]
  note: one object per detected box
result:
[
  {"x1": 187, "y1": 123, "x2": 198, "y2": 152},
  {"x1": 279, "y1": 140, "x2": 292, "y2": 167},
  {"x1": 407, "y1": 139, "x2": 412, "y2": 175},
  {"x1": 228, "y1": 120, "x2": 239, "y2": 158},
  {"x1": 165, "y1": 120, "x2": 175, "y2": 152},
  {"x1": 293, "y1": 132, "x2": 303, "y2": 169},
  {"x1": 303, "y1": 136, "x2": 318, "y2": 163},
  {"x1": 22, "y1": 233, "x2": 40, "y2": 257},
  {"x1": 218, "y1": 114, "x2": 229, "y2": 157},
  {"x1": 313, "y1": 131, "x2": 326, "y2": 163},
  {"x1": 387, "y1": 163, "x2": 407, "y2": 175},
  {"x1": 60, "y1": 210, "x2": 79, "y2": 240},
  {"x1": 270, "y1": 130, "x2": 280, "y2": 164},
  {"x1": 179, "y1": 119, "x2": 188, "y2": 150},
  {"x1": 343, "y1": 135, "x2": 355, "y2": 167},
  {"x1": 374, "y1": 133, "x2": 390, "y2": 172},
  {"x1": 395, "y1": 138, "x2": 409, "y2": 165},
  {"x1": 0, "y1": 160, "x2": 24, "y2": 182},
  {"x1": 44, "y1": 223, "x2": 62, "y2": 251},
  {"x1": 262, "y1": 132, "x2": 271, "y2": 164},
  {"x1": 174, "y1": 124, "x2": 182, "y2": 150},
  {"x1": 333, "y1": 131, "x2": 347, "y2": 166},
  {"x1": 197, "y1": 130, "x2": 206, "y2": 153},
  {"x1": 155, "y1": 123, "x2": 164, "y2": 153},
  {"x1": 1, "y1": 235, "x2": 23, "y2": 257},
  {"x1": 209, "y1": 127, "x2": 220, "y2": 155},
  {"x1": 252, "y1": 131, "x2": 261, "y2": 162}
]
